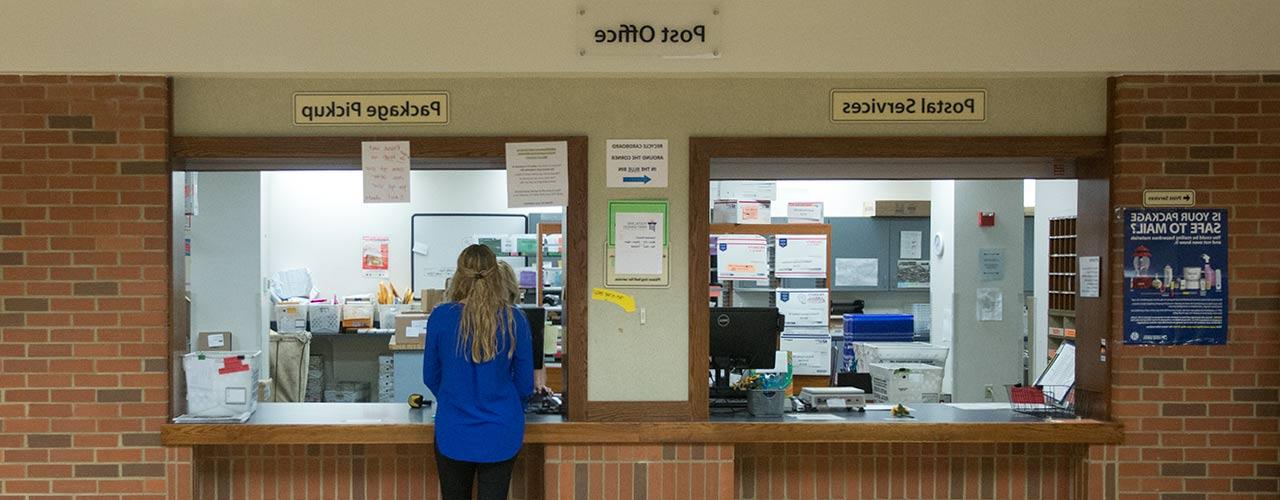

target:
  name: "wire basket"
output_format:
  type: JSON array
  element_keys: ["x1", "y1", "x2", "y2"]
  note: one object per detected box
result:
[{"x1": 1007, "y1": 384, "x2": 1076, "y2": 419}]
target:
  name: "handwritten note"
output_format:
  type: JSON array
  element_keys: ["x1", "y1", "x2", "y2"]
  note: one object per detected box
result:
[{"x1": 362, "y1": 141, "x2": 410, "y2": 203}]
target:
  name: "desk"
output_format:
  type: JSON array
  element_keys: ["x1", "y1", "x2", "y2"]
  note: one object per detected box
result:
[{"x1": 162, "y1": 403, "x2": 1121, "y2": 445}]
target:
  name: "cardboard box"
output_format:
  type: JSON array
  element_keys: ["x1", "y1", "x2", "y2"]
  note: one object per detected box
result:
[
  {"x1": 395, "y1": 313, "x2": 429, "y2": 346},
  {"x1": 274, "y1": 303, "x2": 309, "y2": 332},
  {"x1": 419, "y1": 289, "x2": 447, "y2": 313},
  {"x1": 196, "y1": 331, "x2": 232, "y2": 352},
  {"x1": 341, "y1": 303, "x2": 374, "y2": 329},
  {"x1": 870, "y1": 200, "x2": 930, "y2": 217},
  {"x1": 787, "y1": 202, "x2": 824, "y2": 223},
  {"x1": 712, "y1": 200, "x2": 772, "y2": 224}
]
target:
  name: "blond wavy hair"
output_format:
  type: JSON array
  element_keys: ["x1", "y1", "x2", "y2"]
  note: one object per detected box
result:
[{"x1": 445, "y1": 244, "x2": 517, "y2": 363}]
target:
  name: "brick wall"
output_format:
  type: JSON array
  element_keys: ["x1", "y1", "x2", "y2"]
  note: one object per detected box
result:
[
  {"x1": 1091, "y1": 74, "x2": 1280, "y2": 499},
  {"x1": 193, "y1": 444, "x2": 544, "y2": 500},
  {"x1": 544, "y1": 444, "x2": 734, "y2": 500},
  {"x1": 736, "y1": 443, "x2": 1085, "y2": 499},
  {"x1": 0, "y1": 75, "x2": 185, "y2": 499}
]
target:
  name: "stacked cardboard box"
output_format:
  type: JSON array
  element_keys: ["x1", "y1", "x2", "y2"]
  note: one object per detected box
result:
[
  {"x1": 304, "y1": 355, "x2": 324, "y2": 402},
  {"x1": 377, "y1": 355, "x2": 395, "y2": 402}
]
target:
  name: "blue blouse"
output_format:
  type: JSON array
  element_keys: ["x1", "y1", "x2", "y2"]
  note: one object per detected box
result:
[{"x1": 422, "y1": 303, "x2": 533, "y2": 463}]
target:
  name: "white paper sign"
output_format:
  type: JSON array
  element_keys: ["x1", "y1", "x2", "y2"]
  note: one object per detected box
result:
[
  {"x1": 774, "y1": 235, "x2": 827, "y2": 278},
  {"x1": 776, "y1": 289, "x2": 830, "y2": 327},
  {"x1": 977, "y1": 287, "x2": 1003, "y2": 321},
  {"x1": 207, "y1": 333, "x2": 225, "y2": 348},
  {"x1": 780, "y1": 332, "x2": 832, "y2": 375},
  {"x1": 1079, "y1": 256, "x2": 1101, "y2": 298},
  {"x1": 835, "y1": 258, "x2": 878, "y2": 287},
  {"x1": 362, "y1": 141, "x2": 410, "y2": 203},
  {"x1": 606, "y1": 139, "x2": 667, "y2": 188},
  {"x1": 506, "y1": 141, "x2": 568, "y2": 208},
  {"x1": 614, "y1": 212, "x2": 664, "y2": 275},
  {"x1": 715, "y1": 234, "x2": 769, "y2": 280},
  {"x1": 900, "y1": 231, "x2": 923, "y2": 259}
]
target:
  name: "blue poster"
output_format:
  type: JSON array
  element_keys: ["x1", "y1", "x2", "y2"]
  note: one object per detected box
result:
[{"x1": 1123, "y1": 208, "x2": 1228, "y2": 345}]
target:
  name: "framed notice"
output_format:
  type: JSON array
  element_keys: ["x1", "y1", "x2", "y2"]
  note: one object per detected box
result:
[{"x1": 605, "y1": 200, "x2": 669, "y2": 287}]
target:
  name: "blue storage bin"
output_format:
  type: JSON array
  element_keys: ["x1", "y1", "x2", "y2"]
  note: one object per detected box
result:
[{"x1": 841, "y1": 314, "x2": 915, "y2": 372}]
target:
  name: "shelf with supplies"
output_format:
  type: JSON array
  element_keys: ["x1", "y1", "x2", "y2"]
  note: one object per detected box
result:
[
  {"x1": 709, "y1": 223, "x2": 831, "y2": 308},
  {"x1": 1046, "y1": 217, "x2": 1077, "y2": 360}
]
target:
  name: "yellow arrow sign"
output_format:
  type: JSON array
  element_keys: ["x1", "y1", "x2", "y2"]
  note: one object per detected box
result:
[{"x1": 591, "y1": 287, "x2": 636, "y2": 313}]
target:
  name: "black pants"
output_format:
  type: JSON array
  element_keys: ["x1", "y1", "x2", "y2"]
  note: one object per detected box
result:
[{"x1": 434, "y1": 444, "x2": 518, "y2": 500}]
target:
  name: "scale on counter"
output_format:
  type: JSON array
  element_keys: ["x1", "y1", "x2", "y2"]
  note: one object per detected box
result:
[{"x1": 797, "y1": 387, "x2": 868, "y2": 412}]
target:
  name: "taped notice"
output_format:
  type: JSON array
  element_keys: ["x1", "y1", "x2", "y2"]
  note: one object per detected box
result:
[{"x1": 592, "y1": 288, "x2": 636, "y2": 313}]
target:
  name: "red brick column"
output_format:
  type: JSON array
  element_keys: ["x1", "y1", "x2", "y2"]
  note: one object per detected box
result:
[
  {"x1": 1091, "y1": 74, "x2": 1280, "y2": 499},
  {"x1": 0, "y1": 75, "x2": 188, "y2": 499}
]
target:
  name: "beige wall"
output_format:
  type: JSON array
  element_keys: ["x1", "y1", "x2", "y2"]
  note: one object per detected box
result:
[
  {"x1": 6, "y1": 1, "x2": 1280, "y2": 74},
  {"x1": 173, "y1": 76, "x2": 1106, "y2": 400}
]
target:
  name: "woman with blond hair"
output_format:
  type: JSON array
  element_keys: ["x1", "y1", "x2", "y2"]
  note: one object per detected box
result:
[{"x1": 424, "y1": 244, "x2": 533, "y2": 500}]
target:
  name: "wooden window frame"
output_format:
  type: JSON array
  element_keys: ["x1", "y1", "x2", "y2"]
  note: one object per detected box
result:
[
  {"x1": 687, "y1": 136, "x2": 1113, "y2": 421},
  {"x1": 168, "y1": 136, "x2": 591, "y2": 421}
]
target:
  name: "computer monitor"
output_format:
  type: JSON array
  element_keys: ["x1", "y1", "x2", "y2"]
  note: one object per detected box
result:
[
  {"x1": 517, "y1": 305, "x2": 545, "y2": 370},
  {"x1": 709, "y1": 307, "x2": 783, "y2": 370},
  {"x1": 708, "y1": 307, "x2": 784, "y2": 404}
]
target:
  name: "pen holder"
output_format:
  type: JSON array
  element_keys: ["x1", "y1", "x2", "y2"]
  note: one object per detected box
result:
[{"x1": 747, "y1": 389, "x2": 785, "y2": 418}]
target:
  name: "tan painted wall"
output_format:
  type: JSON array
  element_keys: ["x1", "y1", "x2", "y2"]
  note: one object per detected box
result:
[
  {"x1": 5, "y1": 1, "x2": 1280, "y2": 74},
  {"x1": 173, "y1": 76, "x2": 1106, "y2": 400}
]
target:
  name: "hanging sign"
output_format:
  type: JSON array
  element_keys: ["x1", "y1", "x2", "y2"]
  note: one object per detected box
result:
[
  {"x1": 831, "y1": 89, "x2": 986, "y2": 122},
  {"x1": 606, "y1": 139, "x2": 668, "y2": 188},
  {"x1": 1123, "y1": 208, "x2": 1228, "y2": 345},
  {"x1": 294, "y1": 92, "x2": 448, "y2": 126},
  {"x1": 362, "y1": 141, "x2": 410, "y2": 203},
  {"x1": 606, "y1": 200, "x2": 670, "y2": 287}
]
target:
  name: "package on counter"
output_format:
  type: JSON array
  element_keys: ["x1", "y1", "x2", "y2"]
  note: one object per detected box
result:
[
  {"x1": 712, "y1": 200, "x2": 771, "y2": 224},
  {"x1": 395, "y1": 314, "x2": 429, "y2": 346},
  {"x1": 274, "y1": 303, "x2": 309, "y2": 333}
]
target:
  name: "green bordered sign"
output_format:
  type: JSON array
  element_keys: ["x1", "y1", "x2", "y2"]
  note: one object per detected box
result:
[
  {"x1": 606, "y1": 200, "x2": 669, "y2": 288},
  {"x1": 293, "y1": 92, "x2": 449, "y2": 126},
  {"x1": 831, "y1": 89, "x2": 986, "y2": 122}
]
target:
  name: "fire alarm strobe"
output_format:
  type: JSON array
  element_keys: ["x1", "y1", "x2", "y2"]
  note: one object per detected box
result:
[{"x1": 978, "y1": 212, "x2": 996, "y2": 227}]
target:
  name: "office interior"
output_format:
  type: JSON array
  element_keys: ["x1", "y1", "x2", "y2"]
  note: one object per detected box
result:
[
  {"x1": 706, "y1": 175, "x2": 1079, "y2": 406},
  {"x1": 180, "y1": 168, "x2": 567, "y2": 406}
]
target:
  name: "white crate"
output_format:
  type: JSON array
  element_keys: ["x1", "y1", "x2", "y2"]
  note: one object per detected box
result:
[
  {"x1": 309, "y1": 304, "x2": 340, "y2": 334},
  {"x1": 852, "y1": 342, "x2": 949, "y2": 373},
  {"x1": 869, "y1": 362, "x2": 943, "y2": 404},
  {"x1": 182, "y1": 351, "x2": 262, "y2": 418}
]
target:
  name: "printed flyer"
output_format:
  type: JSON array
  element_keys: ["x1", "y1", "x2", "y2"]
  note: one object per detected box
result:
[{"x1": 1123, "y1": 208, "x2": 1227, "y2": 345}]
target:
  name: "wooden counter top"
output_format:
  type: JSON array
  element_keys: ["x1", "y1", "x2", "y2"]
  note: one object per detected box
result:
[{"x1": 161, "y1": 403, "x2": 1123, "y2": 446}]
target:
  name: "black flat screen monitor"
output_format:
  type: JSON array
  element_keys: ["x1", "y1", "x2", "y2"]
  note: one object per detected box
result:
[
  {"x1": 517, "y1": 305, "x2": 545, "y2": 370},
  {"x1": 709, "y1": 307, "x2": 783, "y2": 370}
]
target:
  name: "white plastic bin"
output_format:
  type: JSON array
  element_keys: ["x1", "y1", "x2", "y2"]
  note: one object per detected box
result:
[
  {"x1": 853, "y1": 342, "x2": 949, "y2": 374},
  {"x1": 183, "y1": 351, "x2": 262, "y2": 418}
]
